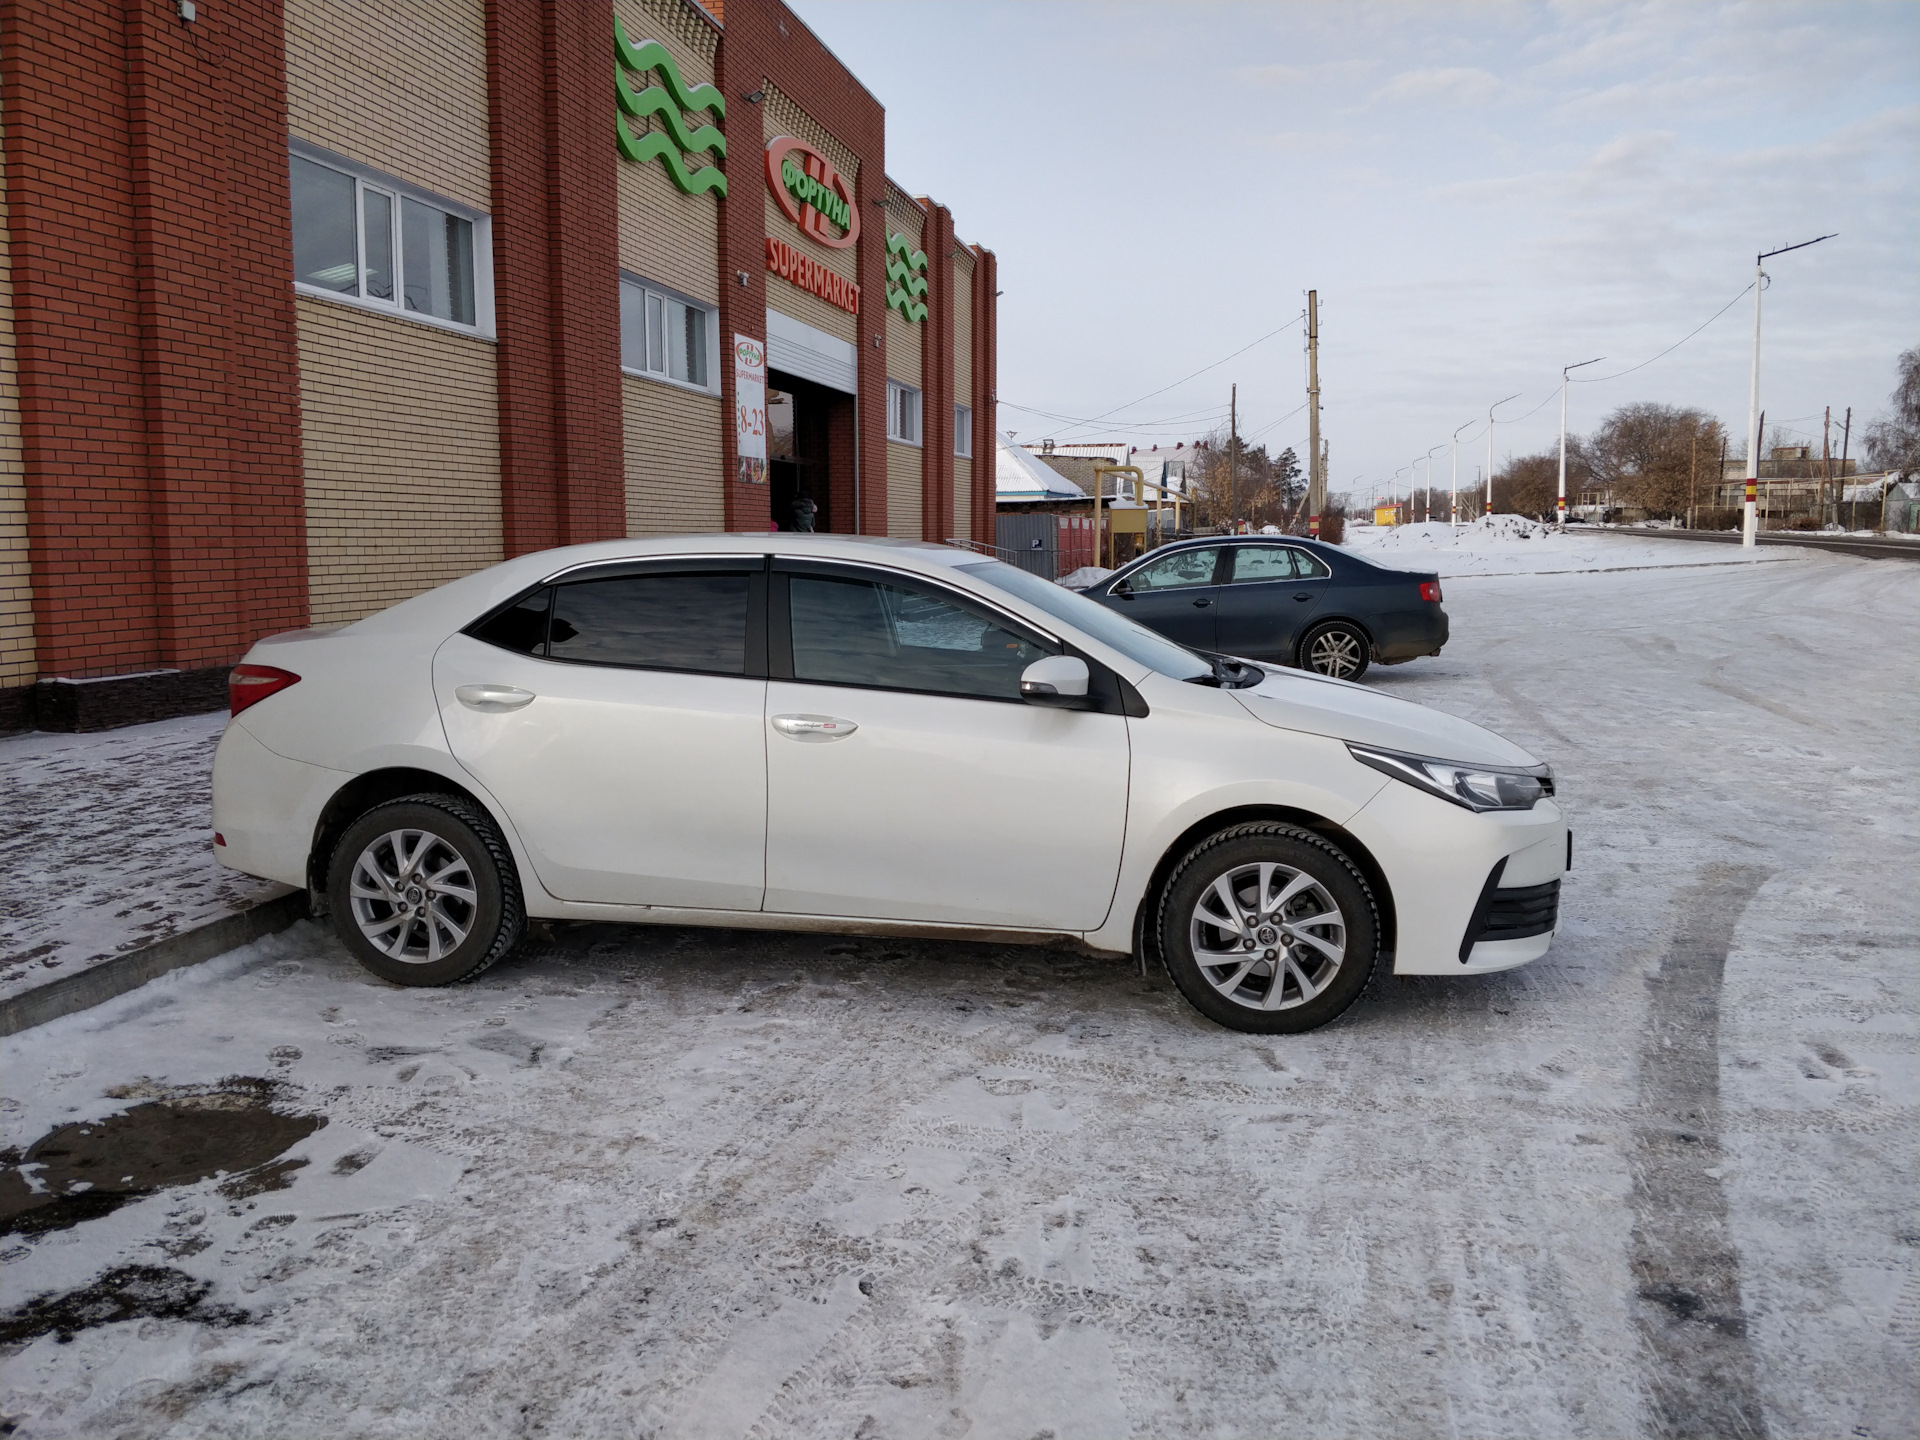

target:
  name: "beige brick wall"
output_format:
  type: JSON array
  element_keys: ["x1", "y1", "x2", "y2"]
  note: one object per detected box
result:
[
  {"x1": 287, "y1": 0, "x2": 491, "y2": 210},
  {"x1": 763, "y1": 83, "x2": 857, "y2": 347},
  {"x1": 0, "y1": 92, "x2": 31, "y2": 687},
  {"x1": 297, "y1": 297, "x2": 503, "y2": 624},
  {"x1": 952, "y1": 251, "x2": 974, "y2": 542},
  {"x1": 623, "y1": 374, "x2": 724, "y2": 535},
  {"x1": 615, "y1": 0, "x2": 720, "y2": 305},
  {"x1": 886, "y1": 440, "x2": 922, "y2": 541}
]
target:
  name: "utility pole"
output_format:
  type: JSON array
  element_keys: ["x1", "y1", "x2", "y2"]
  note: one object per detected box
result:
[
  {"x1": 1745, "y1": 233, "x2": 1837, "y2": 547},
  {"x1": 1838, "y1": 406, "x2": 1851, "y2": 529},
  {"x1": 1306, "y1": 290, "x2": 1323, "y2": 538},
  {"x1": 1688, "y1": 429, "x2": 1698, "y2": 530},
  {"x1": 1487, "y1": 393, "x2": 1519, "y2": 523},
  {"x1": 1822, "y1": 405, "x2": 1832, "y2": 529},
  {"x1": 1228, "y1": 383, "x2": 1238, "y2": 534},
  {"x1": 1559, "y1": 358, "x2": 1603, "y2": 530}
]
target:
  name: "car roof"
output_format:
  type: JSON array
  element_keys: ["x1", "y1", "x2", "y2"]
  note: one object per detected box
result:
[{"x1": 343, "y1": 533, "x2": 1015, "y2": 640}]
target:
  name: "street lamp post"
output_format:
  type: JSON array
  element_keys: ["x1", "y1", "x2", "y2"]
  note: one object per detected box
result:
[
  {"x1": 1558, "y1": 358, "x2": 1603, "y2": 529},
  {"x1": 1450, "y1": 422, "x2": 1473, "y2": 528},
  {"x1": 1486, "y1": 393, "x2": 1519, "y2": 521},
  {"x1": 1422, "y1": 444, "x2": 1444, "y2": 525},
  {"x1": 1743, "y1": 233, "x2": 1837, "y2": 547}
]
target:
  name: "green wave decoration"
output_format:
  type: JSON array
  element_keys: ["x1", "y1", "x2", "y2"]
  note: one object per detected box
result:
[
  {"x1": 617, "y1": 70, "x2": 725, "y2": 159},
  {"x1": 614, "y1": 18, "x2": 724, "y2": 119},
  {"x1": 886, "y1": 231, "x2": 928, "y2": 271},
  {"x1": 617, "y1": 119, "x2": 728, "y2": 197},
  {"x1": 885, "y1": 257, "x2": 929, "y2": 296},
  {"x1": 886, "y1": 288, "x2": 929, "y2": 323}
]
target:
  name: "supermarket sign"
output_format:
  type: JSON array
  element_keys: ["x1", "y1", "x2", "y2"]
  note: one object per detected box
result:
[{"x1": 765, "y1": 237, "x2": 859, "y2": 315}]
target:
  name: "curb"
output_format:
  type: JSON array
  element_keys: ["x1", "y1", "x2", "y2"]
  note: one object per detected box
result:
[{"x1": 0, "y1": 889, "x2": 309, "y2": 1038}]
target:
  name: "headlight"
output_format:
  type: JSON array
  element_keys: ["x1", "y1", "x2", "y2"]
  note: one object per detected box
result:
[{"x1": 1347, "y1": 742, "x2": 1553, "y2": 812}]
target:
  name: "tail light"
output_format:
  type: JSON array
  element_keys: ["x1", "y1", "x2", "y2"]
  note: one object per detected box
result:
[
  {"x1": 1419, "y1": 580, "x2": 1443, "y2": 603},
  {"x1": 229, "y1": 664, "x2": 300, "y2": 716}
]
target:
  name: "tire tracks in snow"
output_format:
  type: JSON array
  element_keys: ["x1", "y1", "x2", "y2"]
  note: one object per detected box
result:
[{"x1": 1629, "y1": 862, "x2": 1771, "y2": 1438}]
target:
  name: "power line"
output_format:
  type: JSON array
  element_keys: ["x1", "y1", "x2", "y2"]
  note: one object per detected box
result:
[
  {"x1": 1571, "y1": 282, "x2": 1756, "y2": 385},
  {"x1": 1027, "y1": 311, "x2": 1308, "y2": 441}
]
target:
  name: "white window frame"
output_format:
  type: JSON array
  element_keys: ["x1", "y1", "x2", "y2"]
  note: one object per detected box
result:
[
  {"x1": 288, "y1": 140, "x2": 494, "y2": 339},
  {"x1": 887, "y1": 380, "x2": 922, "y2": 446},
  {"x1": 619, "y1": 273, "x2": 721, "y2": 397},
  {"x1": 953, "y1": 403, "x2": 973, "y2": 458}
]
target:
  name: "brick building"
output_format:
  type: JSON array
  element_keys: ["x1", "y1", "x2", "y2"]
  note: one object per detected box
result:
[{"x1": 0, "y1": 0, "x2": 998, "y2": 731}]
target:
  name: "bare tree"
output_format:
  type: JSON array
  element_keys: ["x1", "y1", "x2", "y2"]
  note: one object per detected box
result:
[
  {"x1": 1863, "y1": 347, "x2": 1920, "y2": 476},
  {"x1": 1493, "y1": 443, "x2": 1591, "y2": 521},
  {"x1": 1589, "y1": 403, "x2": 1725, "y2": 519},
  {"x1": 1187, "y1": 429, "x2": 1303, "y2": 530}
]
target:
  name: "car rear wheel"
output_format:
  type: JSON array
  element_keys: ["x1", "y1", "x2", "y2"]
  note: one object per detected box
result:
[
  {"x1": 327, "y1": 794, "x2": 523, "y2": 987},
  {"x1": 1299, "y1": 620, "x2": 1371, "y2": 681},
  {"x1": 1157, "y1": 824, "x2": 1378, "y2": 1034}
]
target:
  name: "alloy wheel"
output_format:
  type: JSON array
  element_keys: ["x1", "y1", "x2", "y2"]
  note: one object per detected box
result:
[
  {"x1": 1306, "y1": 626, "x2": 1365, "y2": 678},
  {"x1": 1187, "y1": 861, "x2": 1347, "y2": 1011},
  {"x1": 347, "y1": 828, "x2": 478, "y2": 964}
]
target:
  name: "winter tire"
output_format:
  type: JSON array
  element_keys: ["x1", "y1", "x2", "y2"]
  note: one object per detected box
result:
[
  {"x1": 326, "y1": 793, "x2": 524, "y2": 987},
  {"x1": 1298, "y1": 620, "x2": 1371, "y2": 681},
  {"x1": 1157, "y1": 824, "x2": 1378, "y2": 1034}
]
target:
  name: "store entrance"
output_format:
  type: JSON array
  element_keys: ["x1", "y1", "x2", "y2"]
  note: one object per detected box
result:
[{"x1": 767, "y1": 370, "x2": 838, "y2": 533}]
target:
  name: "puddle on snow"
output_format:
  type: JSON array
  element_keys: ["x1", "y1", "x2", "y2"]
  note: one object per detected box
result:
[{"x1": 0, "y1": 1078, "x2": 324, "y2": 1238}]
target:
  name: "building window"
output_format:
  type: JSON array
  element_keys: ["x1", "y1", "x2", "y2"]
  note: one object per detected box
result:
[
  {"x1": 289, "y1": 150, "x2": 485, "y2": 333},
  {"x1": 954, "y1": 404, "x2": 973, "y2": 458},
  {"x1": 619, "y1": 275, "x2": 715, "y2": 392},
  {"x1": 887, "y1": 381, "x2": 922, "y2": 445}
]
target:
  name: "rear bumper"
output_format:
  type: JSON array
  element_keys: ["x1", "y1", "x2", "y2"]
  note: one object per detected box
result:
[
  {"x1": 1374, "y1": 607, "x2": 1448, "y2": 662},
  {"x1": 211, "y1": 718, "x2": 349, "y2": 890}
]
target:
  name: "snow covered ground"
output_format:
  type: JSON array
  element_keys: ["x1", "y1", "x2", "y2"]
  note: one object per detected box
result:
[
  {"x1": 0, "y1": 715, "x2": 289, "y2": 1005},
  {"x1": 1344, "y1": 516, "x2": 1805, "y2": 577},
  {"x1": 1, "y1": 551, "x2": 1915, "y2": 1438}
]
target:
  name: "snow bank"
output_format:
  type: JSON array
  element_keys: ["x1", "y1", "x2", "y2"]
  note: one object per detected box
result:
[{"x1": 1344, "y1": 515, "x2": 1788, "y2": 577}]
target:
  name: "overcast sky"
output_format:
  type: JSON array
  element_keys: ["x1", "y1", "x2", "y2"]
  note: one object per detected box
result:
[{"x1": 790, "y1": 1, "x2": 1918, "y2": 502}]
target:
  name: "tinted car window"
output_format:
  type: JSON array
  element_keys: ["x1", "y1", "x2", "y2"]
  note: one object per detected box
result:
[
  {"x1": 1125, "y1": 548, "x2": 1220, "y2": 591},
  {"x1": 1228, "y1": 546, "x2": 1331, "y2": 582},
  {"x1": 547, "y1": 572, "x2": 750, "y2": 673},
  {"x1": 472, "y1": 587, "x2": 552, "y2": 654},
  {"x1": 1228, "y1": 546, "x2": 1298, "y2": 582},
  {"x1": 957, "y1": 561, "x2": 1211, "y2": 681},
  {"x1": 790, "y1": 574, "x2": 1052, "y2": 701}
]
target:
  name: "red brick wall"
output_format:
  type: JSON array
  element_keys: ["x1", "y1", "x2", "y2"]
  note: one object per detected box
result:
[
  {"x1": 716, "y1": 0, "x2": 886, "y2": 534},
  {"x1": 485, "y1": 0, "x2": 625, "y2": 555},
  {"x1": 1, "y1": 0, "x2": 306, "y2": 679},
  {"x1": 920, "y1": 199, "x2": 955, "y2": 541},
  {"x1": 971, "y1": 244, "x2": 998, "y2": 544}
]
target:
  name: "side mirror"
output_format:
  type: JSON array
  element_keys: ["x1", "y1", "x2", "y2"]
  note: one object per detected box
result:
[
  {"x1": 1020, "y1": 655, "x2": 1091, "y2": 707},
  {"x1": 1110, "y1": 578, "x2": 1133, "y2": 599}
]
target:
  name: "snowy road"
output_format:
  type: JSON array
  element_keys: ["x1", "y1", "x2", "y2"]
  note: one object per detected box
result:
[{"x1": 2, "y1": 552, "x2": 1915, "y2": 1438}]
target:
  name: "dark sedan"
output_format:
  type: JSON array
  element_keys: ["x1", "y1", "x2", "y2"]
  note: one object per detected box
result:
[{"x1": 1076, "y1": 537, "x2": 1446, "y2": 681}]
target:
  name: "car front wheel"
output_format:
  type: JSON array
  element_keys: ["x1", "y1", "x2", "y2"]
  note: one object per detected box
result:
[
  {"x1": 1298, "y1": 620, "x2": 1371, "y2": 680},
  {"x1": 326, "y1": 793, "x2": 524, "y2": 986},
  {"x1": 1157, "y1": 824, "x2": 1379, "y2": 1034}
]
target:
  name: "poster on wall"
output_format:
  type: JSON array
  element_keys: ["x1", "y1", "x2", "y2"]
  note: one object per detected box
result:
[{"x1": 734, "y1": 335, "x2": 768, "y2": 485}]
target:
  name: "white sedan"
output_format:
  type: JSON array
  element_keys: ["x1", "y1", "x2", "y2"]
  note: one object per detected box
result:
[{"x1": 212, "y1": 535, "x2": 1568, "y2": 1034}]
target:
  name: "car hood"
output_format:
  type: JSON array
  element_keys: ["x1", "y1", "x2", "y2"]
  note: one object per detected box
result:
[{"x1": 1231, "y1": 667, "x2": 1539, "y2": 767}]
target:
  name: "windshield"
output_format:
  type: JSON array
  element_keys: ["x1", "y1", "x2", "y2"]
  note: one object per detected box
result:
[{"x1": 956, "y1": 561, "x2": 1212, "y2": 681}]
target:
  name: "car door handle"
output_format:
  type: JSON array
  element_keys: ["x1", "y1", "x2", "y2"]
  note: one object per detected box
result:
[
  {"x1": 1294, "y1": 592, "x2": 1313, "y2": 602},
  {"x1": 772, "y1": 713, "x2": 859, "y2": 742},
  {"x1": 455, "y1": 684, "x2": 535, "y2": 712},
  {"x1": 1191, "y1": 597, "x2": 1212, "y2": 608}
]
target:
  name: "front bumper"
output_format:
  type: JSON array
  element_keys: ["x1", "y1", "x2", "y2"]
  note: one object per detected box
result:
[{"x1": 1341, "y1": 779, "x2": 1567, "y2": 975}]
